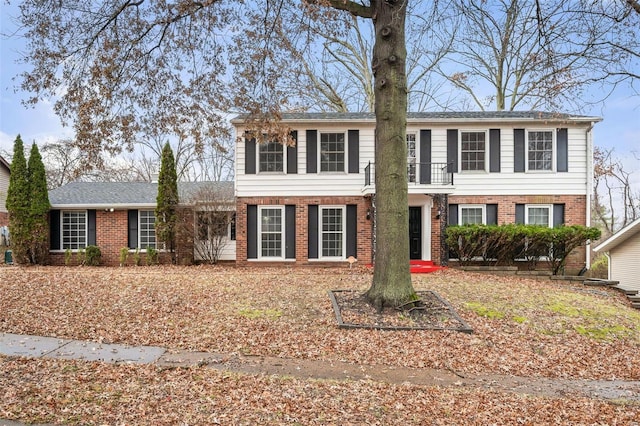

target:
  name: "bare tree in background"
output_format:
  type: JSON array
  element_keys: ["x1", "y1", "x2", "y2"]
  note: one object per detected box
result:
[{"x1": 592, "y1": 146, "x2": 640, "y2": 237}]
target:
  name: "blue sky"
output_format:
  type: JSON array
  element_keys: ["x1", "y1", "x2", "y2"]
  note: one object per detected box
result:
[{"x1": 1, "y1": 3, "x2": 639, "y2": 174}]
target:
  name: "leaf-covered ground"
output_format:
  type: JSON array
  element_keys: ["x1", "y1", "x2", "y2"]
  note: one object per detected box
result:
[{"x1": 1, "y1": 266, "x2": 639, "y2": 424}]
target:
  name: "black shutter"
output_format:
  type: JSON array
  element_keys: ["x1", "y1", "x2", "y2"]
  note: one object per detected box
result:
[
  {"x1": 346, "y1": 205, "x2": 357, "y2": 257},
  {"x1": 245, "y1": 134, "x2": 256, "y2": 174},
  {"x1": 49, "y1": 210, "x2": 60, "y2": 250},
  {"x1": 128, "y1": 210, "x2": 138, "y2": 249},
  {"x1": 447, "y1": 129, "x2": 458, "y2": 173},
  {"x1": 515, "y1": 204, "x2": 525, "y2": 224},
  {"x1": 514, "y1": 129, "x2": 525, "y2": 172},
  {"x1": 553, "y1": 204, "x2": 565, "y2": 227},
  {"x1": 247, "y1": 205, "x2": 257, "y2": 259},
  {"x1": 306, "y1": 130, "x2": 317, "y2": 174},
  {"x1": 308, "y1": 205, "x2": 318, "y2": 259},
  {"x1": 87, "y1": 209, "x2": 96, "y2": 246},
  {"x1": 230, "y1": 213, "x2": 236, "y2": 241},
  {"x1": 420, "y1": 129, "x2": 432, "y2": 184},
  {"x1": 557, "y1": 128, "x2": 568, "y2": 172},
  {"x1": 287, "y1": 131, "x2": 298, "y2": 174},
  {"x1": 448, "y1": 204, "x2": 458, "y2": 225},
  {"x1": 489, "y1": 129, "x2": 501, "y2": 172},
  {"x1": 348, "y1": 130, "x2": 359, "y2": 173},
  {"x1": 486, "y1": 204, "x2": 498, "y2": 225},
  {"x1": 285, "y1": 205, "x2": 296, "y2": 259}
]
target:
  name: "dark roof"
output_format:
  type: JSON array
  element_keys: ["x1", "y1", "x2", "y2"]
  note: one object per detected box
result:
[
  {"x1": 232, "y1": 111, "x2": 601, "y2": 123},
  {"x1": 49, "y1": 181, "x2": 234, "y2": 207}
]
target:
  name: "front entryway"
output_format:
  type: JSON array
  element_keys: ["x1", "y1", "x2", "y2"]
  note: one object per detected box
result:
[{"x1": 409, "y1": 206, "x2": 422, "y2": 260}]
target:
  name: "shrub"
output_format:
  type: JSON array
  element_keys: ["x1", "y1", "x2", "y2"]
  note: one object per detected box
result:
[
  {"x1": 64, "y1": 248, "x2": 72, "y2": 266},
  {"x1": 119, "y1": 247, "x2": 129, "y2": 266},
  {"x1": 76, "y1": 248, "x2": 86, "y2": 265},
  {"x1": 84, "y1": 245, "x2": 101, "y2": 266},
  {"x1": 146, "y1": 246, "x2": 159, "y2": 265},
  {"x1": 133, "y1": 248, "x2": 141, "y2": 266}
]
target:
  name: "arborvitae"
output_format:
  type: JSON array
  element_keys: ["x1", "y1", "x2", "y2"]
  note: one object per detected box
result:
[
  {"x1": 155, "y1": 142, "x2": 179, "y2": 263},
  {"x1": 6, "y1": 135, "x2": 31, "y2": 264},
  {"x1": 27, "y1": 143, "x2": 51, "y2": 264}
]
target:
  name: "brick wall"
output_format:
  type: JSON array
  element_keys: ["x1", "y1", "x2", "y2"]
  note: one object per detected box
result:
[{"x1": 236, "y1": 196, "x2": 373, "y2": 266}]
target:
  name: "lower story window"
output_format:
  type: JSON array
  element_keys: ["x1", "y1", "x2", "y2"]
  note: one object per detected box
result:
[
  {"x1": 259, "y1": 206, "x2": 284, "y2": 258},
  {"x1": 459, "y1": 205, "x2": 485, "y2": 225},
  {"x1": 62, "y1": 211, "x2": 87, "y2": 250},
  {"x1": 321, "y1": 206, "x2": 345, "y2": 258},
  {"x1": 526, "y1": 205, "x2": 552, "y2": 227},
  {"x1": 139, "y1": 210, "x2": 157, "y2": 249}
]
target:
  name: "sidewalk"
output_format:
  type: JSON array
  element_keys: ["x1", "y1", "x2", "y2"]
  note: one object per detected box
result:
[{"x1": 2, "y1": 331, "x2": 640, "y2": 404}]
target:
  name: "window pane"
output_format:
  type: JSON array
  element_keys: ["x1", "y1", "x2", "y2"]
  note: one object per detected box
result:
[
  {"x1": 528, "y1": 207, "x2": 550, "y2": 226},
  {"x1": 407, "y1": 134, "x2": 416, "y2": 182},
  {"x1": 62, "y1": 211, "x2": 87, "y2": 250},
  {"x1": 139, "y1": 210, "x2": 156, "y2": 249},
  {"x1": 321, "y1": 208, "x2": 343, "y2": 257},
  {"x1": 528, "y1": 131, "x2": 553, "y2": 170},
  {"x1": 461, "y1": 132, "x2": 486, "y2": 171},
  {"x1": 260, "y1": 208, "x2": 282, "y2": 257},
  {"x1": 460, "y1": 207, "x2": 483, "y2": 225},
  {"x1": 320, "y1": 133, "x2": 345, "y2": 172},
  {"x1": 259, "y1": 142, "x2": 284, "y2": 172}
]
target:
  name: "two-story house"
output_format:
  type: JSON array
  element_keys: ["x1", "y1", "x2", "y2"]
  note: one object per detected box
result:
[{"x1": 233, "y1": 111, "x2": 601, "y2": 273}]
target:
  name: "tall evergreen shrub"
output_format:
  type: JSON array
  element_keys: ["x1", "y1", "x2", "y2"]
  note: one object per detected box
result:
[
  {"x1": 27, "y1": 143, "x2": 50, "y2": 264},
  {"x1": 6, "y1": 136, "x2": 31, "y2": 264},
  {"x1": 155, "y1": 142, "x2": 179, "y2": 263}
]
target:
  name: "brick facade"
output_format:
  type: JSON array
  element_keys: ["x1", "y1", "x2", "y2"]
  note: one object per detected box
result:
[{"x1": 236, "y1": 196, "x2": 374, "y2": 266}]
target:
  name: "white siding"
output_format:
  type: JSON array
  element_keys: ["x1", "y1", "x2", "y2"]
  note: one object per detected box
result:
[
  {"x1": 236, "y1": 121, "x2": 592, "y2": 198},
  {"x1": 0, "y1": 166, "x2": 9, "y2": 213},
  {"x1": 609, "y1": 235, "x2": 640, "y2": 292}
]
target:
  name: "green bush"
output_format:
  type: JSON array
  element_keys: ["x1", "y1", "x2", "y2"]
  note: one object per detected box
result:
[
  {"x1": 146, "y1": 246, "x2": 159, "y2": 265},
  {"x1": 445, "y1": 224, "x2": 601, "y2": 274},
  {"x1": 119, "y1": 247, "x2": 129, "y2": 266},
  {"x1": 84, "y1": 245, "x2": 102, "y2": 266},
  {"x1": 133, "y1": 248, "x2": 141, "y2": 266},
  {"x1": 64, "y1": 248, "x2": 72, "y2": 266},
  {"x1": 76, "y1": 248, "x2": 86, "y2": 265}
]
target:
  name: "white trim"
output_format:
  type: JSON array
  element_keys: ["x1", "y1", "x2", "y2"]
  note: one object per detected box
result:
[
  {"x1": 257, "y1": 140, "x2": 286, "y2": 174},
  {"x1": 525, "y1": 204, "x2": 553, "y2": 227},
  {"x1": 459, "y1": 129, "x2": 489, "y2": 173},
  {"x1": 61, "y1": 210, "x2": 88, "y2": 250},
  {"x1": 319, "y1": 205, "x2": 346, "y2": 260},
  {"x1": 318, "y1": 131, "x2": 348, "y2": 174},
  {"x1": 593, "y1": 217, "x2": 640, "y2": 253},
  {"x1": 526, "y1": 129, "x2": 556, "y2": 172},
  {"x1": 257, "y1": 205, "x2": 285, "y2": 260},
  {"x1": 459, "y1": 204, "x2": 487, "y2": 225}
]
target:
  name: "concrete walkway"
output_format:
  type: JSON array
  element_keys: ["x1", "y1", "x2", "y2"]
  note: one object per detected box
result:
[{"x1": 2, "y1": 332, "x2": 640, "y2": 405}]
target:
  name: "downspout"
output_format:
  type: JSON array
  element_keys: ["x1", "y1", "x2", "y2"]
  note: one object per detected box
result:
[{"x1": 585, "y1": 122, "x2": 595, "y2": 270}]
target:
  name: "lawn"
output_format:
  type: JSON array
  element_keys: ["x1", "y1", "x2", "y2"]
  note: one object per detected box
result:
[{"x1": 1, "y1": 266, "x2": 639, "y2": 425}]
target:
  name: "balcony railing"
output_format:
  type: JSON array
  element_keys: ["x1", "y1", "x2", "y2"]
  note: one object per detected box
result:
[{"x1": 364, "y1": 162, "x2": 454, "y2": 187}]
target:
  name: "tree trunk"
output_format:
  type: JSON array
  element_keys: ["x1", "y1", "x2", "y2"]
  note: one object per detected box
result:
[{"x1": 365, "y1": 0, "x2": 416, "y2": 310}]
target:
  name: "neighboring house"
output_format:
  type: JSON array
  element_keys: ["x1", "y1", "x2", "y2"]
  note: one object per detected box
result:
[
  {"x1": 232, "y1": 111, "x2": 601, "y2": 273},
  {"x1": 593, "y1": 218, "x2": 640, "y2": 296},
  {"x1": 0, "y1": 155, "x2": 10, "y2": 229},
  {"x1": 48, "y1": 181, "x2": 235, "y2": 265}
]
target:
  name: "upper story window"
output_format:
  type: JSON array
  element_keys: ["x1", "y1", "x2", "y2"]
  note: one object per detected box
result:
[
  {"x1": 407, "y1": 133, "x2": 417, "y2": 182},
  {"x1": 459, "y1": 205, "x2": 486, "y2": 225},
  {"x1": 62, "y1": 211, "x2": 87, "y2": 250},
  {"x1": 526, "y1": 205, "x2": 552, "y2": 227},
  {"x1": 259, "y1": 141, "x2": 284, "y2": 172},
  {"x1": 461, "y1": 131, "x2": 486, "y2": 171},
  {"x1": 259, "y1": 206, "x2": 284, "y2": 258},
  {"x1": 320, "y1": 132, "x2": 345, "y2": 172},
  {"x1": 139, "y1": 210, "x2": 157, "y2": 249},
  {"x1": 527, "y1": 131, "x2": 553, "y2": 171}
]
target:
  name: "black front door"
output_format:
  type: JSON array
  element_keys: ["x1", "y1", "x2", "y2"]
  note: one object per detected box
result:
[{"x1": 409, "y1": 206, "x2": 422, "y2": 260}]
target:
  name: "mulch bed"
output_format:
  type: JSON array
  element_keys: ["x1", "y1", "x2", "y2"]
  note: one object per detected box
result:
[{"x1": 328, "y1": 289, "x2": 473, "y2": 333}]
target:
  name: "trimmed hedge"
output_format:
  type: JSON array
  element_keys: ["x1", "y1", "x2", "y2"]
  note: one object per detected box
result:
[{"x1": 445, "y1": 224, "x2": 601, "y2": 274}]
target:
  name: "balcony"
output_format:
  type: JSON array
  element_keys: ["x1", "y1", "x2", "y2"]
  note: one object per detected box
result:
[{"x1": 363, "y1": 161, "x2": 455, "y2": 194}]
